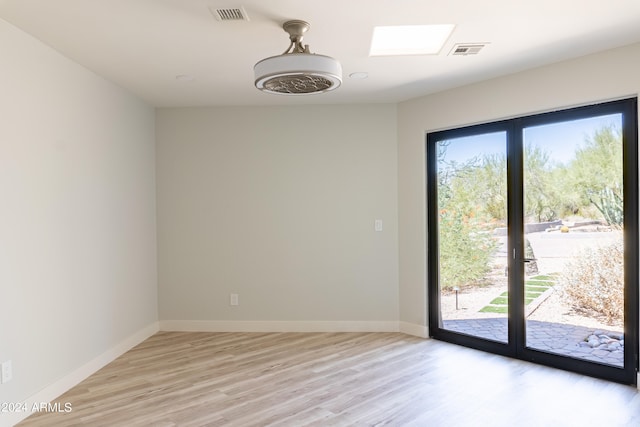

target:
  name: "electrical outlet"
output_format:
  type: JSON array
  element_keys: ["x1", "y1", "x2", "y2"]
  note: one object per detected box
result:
[
  {"x1": 1, "y1": 360, "x2": 12, "y2": 384},
  {"x1": 374, "y1": 219, "x2": 383, "y2": 232},
  {"x1": 230, "y1": 293, "x2": 239, "y2": 306}
]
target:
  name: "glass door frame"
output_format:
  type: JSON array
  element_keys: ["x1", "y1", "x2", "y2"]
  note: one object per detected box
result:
[
  {"x1": 427, "y1": 98, "x2": 638, "y2": 385},
  {"x1": 427, "y1": 119, "x2": 516, "y2": 358}
]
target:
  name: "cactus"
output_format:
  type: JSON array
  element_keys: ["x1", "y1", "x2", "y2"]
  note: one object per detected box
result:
[{"x1": 590, "y1": 186, "x2": 623, "y2": 227}]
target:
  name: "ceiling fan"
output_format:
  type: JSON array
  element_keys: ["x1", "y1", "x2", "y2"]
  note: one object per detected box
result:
[{"x1": 254, "y1": 20, "x2": 342, "y2": 95}]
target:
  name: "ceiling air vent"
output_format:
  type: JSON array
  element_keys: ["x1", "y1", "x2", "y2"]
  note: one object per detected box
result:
[
  {"x1": 449, "y1": 43, "x2": 486, "y2": 56},
  {"x1": 210, "y1": 6, "x2": 249, "y2": 21}
]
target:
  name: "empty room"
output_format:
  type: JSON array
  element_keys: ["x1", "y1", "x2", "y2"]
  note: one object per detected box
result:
[{"x1": 1, "y1": 1, "x2": 640, "y2": 426}]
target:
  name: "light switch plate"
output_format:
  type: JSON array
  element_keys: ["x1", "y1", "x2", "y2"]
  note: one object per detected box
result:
[{"x1": 1, "y1": 360, "x2": 12, "y2": 384}]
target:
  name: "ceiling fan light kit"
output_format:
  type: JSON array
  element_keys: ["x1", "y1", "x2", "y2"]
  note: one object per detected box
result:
[{"x1": 254, "y1": 20, "x2": 342, "y2": 95}]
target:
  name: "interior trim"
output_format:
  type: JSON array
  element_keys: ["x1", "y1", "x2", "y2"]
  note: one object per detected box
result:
[{"x1": 2, "y1": 322, "x2": 159, "y2": 426}]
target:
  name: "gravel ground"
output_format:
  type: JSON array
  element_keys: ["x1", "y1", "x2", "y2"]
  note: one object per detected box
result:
[
  {"x1": 439, "y1": 276, "x2": 622, "y2": 331},
  {"x1": 527, "y1": 288, "x2": 622, "y2": 330},
  {"x1": 440, "y1": 281, "x2": 508, "y2": 320}
]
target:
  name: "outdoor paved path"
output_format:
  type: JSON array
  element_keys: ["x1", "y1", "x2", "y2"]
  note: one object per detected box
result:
[
  {"x1": 526, "y1": 230, "x2": 619, "y2": 273},
  {"x1": 442, "y1": 317, "x2": 624, "y2": 367}
]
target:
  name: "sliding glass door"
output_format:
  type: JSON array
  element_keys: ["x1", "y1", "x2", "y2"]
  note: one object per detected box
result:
[
  {"x1": 427, "y1": 99, "x2": 638, "y2": 384},
  {"x1": 522, "y1": 114, "x2": 627, "y2": 369},
  {"x1": 430, "y1": 129, "x2": 509, "y2": 345}
]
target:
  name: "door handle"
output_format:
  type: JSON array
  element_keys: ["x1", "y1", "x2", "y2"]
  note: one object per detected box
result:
[{"x1": 523, "y1": 258, "x2": 537, "y2": 263}]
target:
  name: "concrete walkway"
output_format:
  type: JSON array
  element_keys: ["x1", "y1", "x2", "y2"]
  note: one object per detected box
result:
[
  {"x1": 526, "y1": 230, "x2": 620, "y2": 273},
  {"x1": 442, "y1": 317, "x2": 624, "y2": 367}
]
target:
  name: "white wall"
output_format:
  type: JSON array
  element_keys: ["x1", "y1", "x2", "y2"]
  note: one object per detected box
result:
[
  {"x1": 397, "y1": 42, "x2": 640, "y2": 329},
  {"x1": 156, "y1": 105, "x2": 399, "y2": 329},
  {"x1": 0, "y1": 18, "x2": 158, "y2": 421}
]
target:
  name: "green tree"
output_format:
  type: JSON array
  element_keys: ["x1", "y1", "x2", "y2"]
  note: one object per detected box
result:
[
  {"x1": 458, "y1": 143, "x2": 563, "y2": 223},
  {"x1": 437, "y1": 144, "x2": 499, "y2": 289},
  {"x1": 473, "y1": 153, "x2": 507, "y2": 222},
  {"x1": 566, "y1": 125, "x2": 623, "y2": 226},
  {"x1": 524, "y1": 143, "x2": 562, "y2": 222}
]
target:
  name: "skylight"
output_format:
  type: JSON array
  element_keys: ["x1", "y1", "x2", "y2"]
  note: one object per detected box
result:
[{"x1": 369, "y1": 24, "x2": 455, "y2": 56}]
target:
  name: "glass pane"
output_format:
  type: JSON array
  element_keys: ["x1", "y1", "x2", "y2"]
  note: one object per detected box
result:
[
  {"x1": 523, "y1": 114, "x2": 625, "y2": 367},
  {"x1": 436, "y1": 131, "x2": 508, "y2": 343}
]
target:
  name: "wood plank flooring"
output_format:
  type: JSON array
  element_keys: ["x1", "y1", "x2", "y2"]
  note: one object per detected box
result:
[{"x1": 16, "y1": 332, "x2": 640, "y2": 426}]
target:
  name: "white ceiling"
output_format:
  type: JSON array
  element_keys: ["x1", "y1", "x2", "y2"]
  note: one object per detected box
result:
[{"x1": 1, "y1": 0, "x2": 640, "y2": 107}]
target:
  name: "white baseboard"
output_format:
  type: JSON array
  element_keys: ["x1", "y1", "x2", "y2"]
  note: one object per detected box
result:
[
  {"x1": 4, "y1": 322, "x2": 159, "y2": 427},
  {"x1": 159, "y1": 320, "x2": 400, "y2": 333},
  {"x1": 399, "y1": 321, "x2": 429, "y2": 338}
]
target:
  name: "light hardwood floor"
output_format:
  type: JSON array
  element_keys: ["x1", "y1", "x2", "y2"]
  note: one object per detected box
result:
[{"x1": 16, "y1": 332, "x2": 640, "y2": 426}]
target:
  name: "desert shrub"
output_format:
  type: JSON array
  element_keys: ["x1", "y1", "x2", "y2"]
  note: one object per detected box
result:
[
  {"x1": 558, "y1": 238, "x2": 623, "y2": 324},
  {"x1": 438, "y1": 209, "x2": 498, "y2": 290}
]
